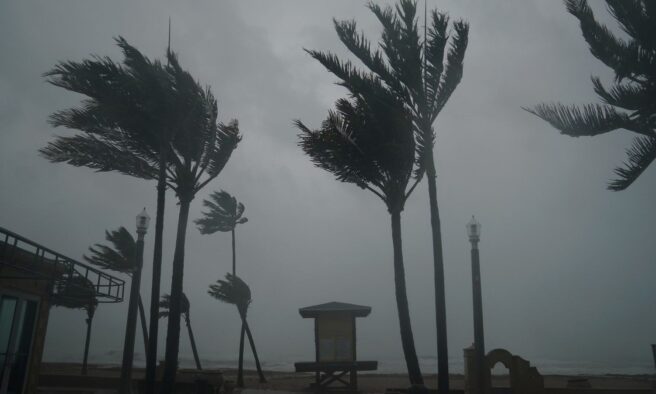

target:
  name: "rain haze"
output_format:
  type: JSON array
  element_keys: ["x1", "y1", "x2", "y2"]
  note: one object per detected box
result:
[{"x1": 1, "y1": 0, "x2": 655, "y2": 379}]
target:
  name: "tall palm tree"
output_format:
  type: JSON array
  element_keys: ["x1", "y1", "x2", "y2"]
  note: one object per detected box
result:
[
  {"x1": 525, "y1": 0, "x2": 656, "y2": 191},
  {"x1": 328, "y1": 2, "x2": 469, "y2": 390},
  {"x1": 196, "y1": 190, "x2": 248, "y2": 275},
  {"x1": 159, "y1": 293, "x2": 202, "y2": 370},
  {"x1": 296, "y1": 86, "x2": 422, "y2": 384},
  {"x1": 40, "y1": 37, "x2": 181, "y2": 393},
  {"x1": 208, "y1": 274, "x2": 266, "y2": 384},
  {"x1": 195, "y1": 190, "x2": 248, "y2": 384},
  {"x1": 160, "y1": 85, "x2": 242, "y2": 392},
  {"x1": 51, "y1": 276, "x2": 98, "y2": 375},
  {"x1": 84, "y1": 227, "x2": 150, "y2": 356}
]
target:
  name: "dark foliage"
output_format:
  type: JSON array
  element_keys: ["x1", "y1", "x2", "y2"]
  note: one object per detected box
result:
[{"x1": 526, "y1": 0, "x2": 656, "y2": 191}]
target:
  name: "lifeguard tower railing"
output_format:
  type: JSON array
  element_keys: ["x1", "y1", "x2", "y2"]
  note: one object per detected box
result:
[{"x1": 0, "y1": 226, "x2": 124, "y2": 303}]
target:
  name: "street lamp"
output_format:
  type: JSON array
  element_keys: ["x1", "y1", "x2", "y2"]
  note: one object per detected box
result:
[
  {"x1": 120, "y1": 208, "x2": 150, "y2": 393},
  {"x1": 467, "y1": 216, "x2": 486, "y2": 394}
]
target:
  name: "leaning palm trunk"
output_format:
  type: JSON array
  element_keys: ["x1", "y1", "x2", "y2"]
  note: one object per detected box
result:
[
  {"x1": 162, "y1": 199, "x2": 192, "y2": 392},
  {"x1": 390, "y1": 210, "x2": 423, "y2": 385},
  {"x1": 185, "y1": 315, "x2": 202, "y2": 370},
  {"x1": 237, "y1": 307, "x2": 266, "y2": 383},
  {"x1": 145, "y1": 152, "x2": 167, "y2": 393},
  {"x1": 237, "y1": 325, "x2": 245, "y2": 387},
  {"x1": 81, "y1": 309, "x2": 95, "y2": 375},
  {"x1": 138, "y1": 295, "x2": 148, "y2": 356}
]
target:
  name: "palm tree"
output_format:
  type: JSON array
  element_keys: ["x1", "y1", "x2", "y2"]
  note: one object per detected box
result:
[
  {"x1": 40, "y1": 38, "x2": 181, "y2": 393},
  {"x1": 160, "y1": 86, "x2": 242, "y2": 392},
  {"x1": 525, "y1": 0, "x2": 656, "y2": 191},
  {"x1": 296, "y1": 85, "x2": 422, "y2": 385},
  {"x1": 40, "y1": 38, "x2": 236, "y2": 391},
  {"x1": 84, "y1": 227, "x2": 150, "y2": 356},
  {"x1": 208, "y1": 274, "x2": 266, "y2": 384},
  {"x1": 51, "y1": 276, "x2": 98, "y2": 375},
  {"x1": 159, "y1": 294, "x2": 202, "y2": 370},
  {"x1": 195, "y1": 190, "x2": 249, "y2": 384},
  {"x1": 328, "y1": 2, "x2": 469, "y2": 390},
  {"x1": 196, "y1": 190, "x2": 248, "y2": 275}
]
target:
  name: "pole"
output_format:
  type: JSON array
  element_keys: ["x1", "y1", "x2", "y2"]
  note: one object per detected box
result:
[
  {"x1": 119, "y1": 229, "x2": 146, "y2": 393},
  {"x1": 470, "y1": 236, "x2": 486, "y2": 394}
]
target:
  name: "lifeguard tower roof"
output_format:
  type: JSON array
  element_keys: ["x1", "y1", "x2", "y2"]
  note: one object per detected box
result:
[{"x1": 299, "y1": 301, "x2": 371, "y2": 318}]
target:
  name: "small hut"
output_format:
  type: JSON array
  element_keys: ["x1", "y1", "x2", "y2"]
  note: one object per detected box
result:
[{"x1": 295, "y1": 301, "x2": 377, "y2": 390}]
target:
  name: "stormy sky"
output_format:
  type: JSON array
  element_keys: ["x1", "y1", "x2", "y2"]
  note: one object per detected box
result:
[{"x1": 1, "y1": 0, "x2": 654, "y2": 374}]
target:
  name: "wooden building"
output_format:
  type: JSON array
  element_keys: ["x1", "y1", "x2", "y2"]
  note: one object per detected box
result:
[{"x1": 0, "y1": 227, "x2": 124, "y2": 393}]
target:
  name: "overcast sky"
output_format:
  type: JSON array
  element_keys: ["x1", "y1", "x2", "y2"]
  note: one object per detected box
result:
[{"x1": 1, "y1": 0, "x2": 654, "y2": 375}]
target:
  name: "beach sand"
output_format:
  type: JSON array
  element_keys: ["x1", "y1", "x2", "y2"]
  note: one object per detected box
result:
[{"x1": 39, "y1": 363, "x2": 654, "y2": 392}]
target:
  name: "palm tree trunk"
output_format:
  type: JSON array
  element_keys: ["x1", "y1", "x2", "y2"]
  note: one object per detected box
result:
[
  {"x1": 426, "y1": 156, "x2": 449, "y2": 393},
  {"x1": 81, "y1": 311, "x2": 94, "y2": 376},
  {"x1": 138, "y1": 295, "x2": 148, "y2": 356},
  {"x1": 185, "y1": 315, "x2": 202, "y2": 370},
  {"x1": 145, "y1": 150, "x2": 167, "y2": 394},
  {"x1": 237, "y1": 322, "x2": 245, "y2": 387},
  {"x1": 231, "y1": 228, "x2": 236, "y2": 275},
  {"x1": 390, "y1": 209, "x2": 423, "y2": 386},
  {"x1": 161, "y1": 199, "x2": 192, "y2": 393},
  {"x1": 243, "y1": 316, "x2": 266, "y2": 383}
]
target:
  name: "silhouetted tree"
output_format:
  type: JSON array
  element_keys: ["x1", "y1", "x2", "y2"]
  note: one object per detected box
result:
[
  {"x1": 84, "y1": 227, "x2": 150, "y2": 356},
  {"x1": 51, "y1": 276, "x2": 98, "y2": 375},
  {"x1": 328, "y1": 2, "x2": 469, "y2": 389},
  {"x1": 160, "y1": 89, "x2": 241, "y2": 392},
  {"x1": 526, "y1": 0, "x2": 656, "y2": 191},
  {"x1": 40, "y1": 38, "x2": 182, "y2": 393},
  {"x1": 296, "y1": 89, "x2": 422, "y2": 383},
  {"x1": 159, "y1": 293, "x2": 202, "y2": 370},
  {"x1": 208, "y1": 274, "x2": 266, "y2": 384},
  {"x1": 196, "y1": 190, "x2": 248, "y2": 384}
]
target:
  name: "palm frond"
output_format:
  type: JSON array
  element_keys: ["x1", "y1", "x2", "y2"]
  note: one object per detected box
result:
[
  {"x1": 195, "y1": 190, "x2": 247, "y2": 234},
  {"x1": 84, "y1": 227, "x2": 137, "y2": 274},
  {"x1": 208, "y1": 273, "x2": 252, "y2": 312},
  {"x1": 609, "y1": 135, "x2": 656, "y2": 190},
  {"x1": 524, "y1": 103, "x2": 635, "y2": 137},
  {"x1": 159, "y1": 293, "x2": 190, "y2": 318}
]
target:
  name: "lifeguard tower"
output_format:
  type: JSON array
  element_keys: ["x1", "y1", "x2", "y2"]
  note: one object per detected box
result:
[{"x1": 295, "y1": 301, "x2": 378, "y2": 391}]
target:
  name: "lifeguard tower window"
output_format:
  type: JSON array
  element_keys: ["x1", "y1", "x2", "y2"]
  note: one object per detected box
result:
[{"x1": 317, "y1": 313, "x2": 353, "y2": 361}]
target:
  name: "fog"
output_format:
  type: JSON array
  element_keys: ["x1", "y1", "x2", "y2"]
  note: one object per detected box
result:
[{"x1": 0, "y1": 0, "x2": 654, "y2": 374}]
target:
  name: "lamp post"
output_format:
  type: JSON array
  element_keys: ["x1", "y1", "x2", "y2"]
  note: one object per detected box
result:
[
  {"x1": 467, "y1": 216, "x2": 486, "y2": 394},
  {"x1": 120, "y1": 208, "x2": 150, "y2": 393}
]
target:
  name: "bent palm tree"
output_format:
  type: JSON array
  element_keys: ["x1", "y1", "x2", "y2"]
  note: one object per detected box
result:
[
  {"x1": 296, "y1": 89, "x2": 422, "y2": 383},
  {"x1": 196, "y1": 190, "x2": 247, "y2": 275},
  {"x1": 330, "y1": 2, "x2": 469, "y2": 390},
  {"x1": 525, "y1": 0, "x2": 656, "y2": 191},
  {"x1": 51, "y1": 276, "x2": 98, "y2": 375},
  {"x1": 196, "y1": 190, "x2": 248, "y2": 384},
  {"x1": 161, "y1": 84, "x2": 242, "y2": 392},
  {"x1": 84, "y1": 227, "x2": 150, "y2": 356},
  {"x1": 40, "y1": 38, "x2": 182, "y2": 393},
  {"x1": 159, "y1": 294, "x2": 202, "y2": 370},
  {"x1": 208, "y1": 274, "x2": 266, "y2": 384}
]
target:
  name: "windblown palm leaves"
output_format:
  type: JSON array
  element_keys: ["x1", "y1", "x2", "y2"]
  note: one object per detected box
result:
[
  {"x1": 329, "y1": 2, "x2": 469, "y2": 390},
  {"x1": 159, "y1": 293, "x2": 202, "y2": 370},
  {"x1": 525, "y1": 0, "x2": 656, "y2": 191},
  {"x1": 84, "y1": 227, "x2": 149, "y2": 356},
  {"x1": 209, "y1": 274, "x2": 266, "y2": 384},
  {"x1": 196, "y1": 190, "x2": 247, "y2": 234},
  {"x1": 296, "y1": 0, "x2": 463, "y2": 386},
  {"x1": 51, "y1": 276, "x2": 98, "y2": 375},
  {"x1": 196, "y1": 190, "x2": 247, "y2": 276}
]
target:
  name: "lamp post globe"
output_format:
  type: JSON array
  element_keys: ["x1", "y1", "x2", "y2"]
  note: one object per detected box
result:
[
  {"x1": 467, "y1": 215, "x2": 481, "y2": 244},
  {"x1": 136, "y1": 208, "x2": 151, "y2": 236}
]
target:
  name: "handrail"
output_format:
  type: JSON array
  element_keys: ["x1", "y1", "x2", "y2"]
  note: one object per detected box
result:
[{"x1": 0, "y1": 226, "x2": 124, "y2": 303}]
